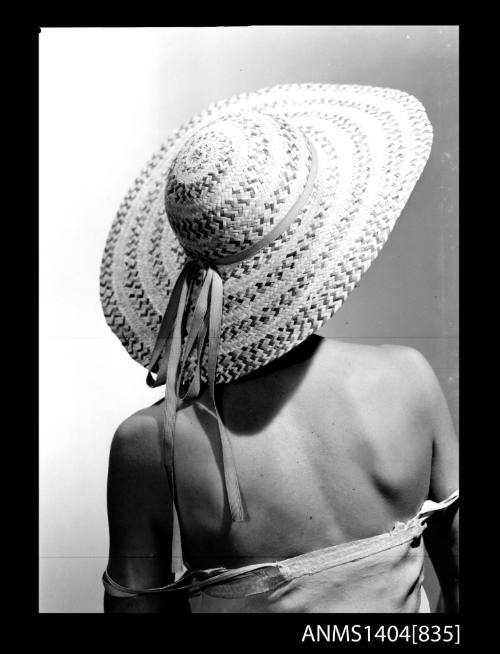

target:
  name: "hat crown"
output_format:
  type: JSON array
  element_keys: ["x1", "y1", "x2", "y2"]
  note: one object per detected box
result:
[{"x1": 165, "y1": 111, "x2": 312, "y2": 262}]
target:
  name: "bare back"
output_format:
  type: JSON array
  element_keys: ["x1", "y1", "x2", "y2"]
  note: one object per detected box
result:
[{"x1": 133, "y1": 337, "x2": 438, "y2": 569}]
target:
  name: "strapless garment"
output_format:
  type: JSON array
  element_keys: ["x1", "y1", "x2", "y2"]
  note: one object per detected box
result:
[{"x1": 103, "y1": 489, "x2": 458, "y2": 613}]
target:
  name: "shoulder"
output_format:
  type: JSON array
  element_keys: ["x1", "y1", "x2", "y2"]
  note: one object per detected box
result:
[
  {"x1": 106, "y1": 405, "x2": 174, "y2": 585},
  {"x1": 365, "y1": 344, "x2": 455, "y2": 449},
  {"x1": 107, "y1": 405, "x2": 171, "y2": 542},
  {"x1": 372, "y1": 344, "x2": 444, "y2": 413},
  {"x1": 322, "y1": 339, "x2": 437, "y2": 389},
  {"x1": 321, "y1": 340, "x2": 443, "y2": 417},
  {"x1": 355, "y1": 342, "x2": 437, "y2": 388},
  {"x1": 377, "y1": 344, "x2": 446, "y2": 410},
  {"x1": 113, "y1": 404, "x2": 163, "y2": 438},
  {"x1": 109, "y1": 404, "x2": 164, "y2": 471},
  {"x1": 379, "y1": 344, "x2": 439, "y2": 386}
]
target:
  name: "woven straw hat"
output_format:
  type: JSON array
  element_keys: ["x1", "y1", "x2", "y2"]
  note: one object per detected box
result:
[{"x1": 100, "y1": 83, "x2": 433, "y2": 388}]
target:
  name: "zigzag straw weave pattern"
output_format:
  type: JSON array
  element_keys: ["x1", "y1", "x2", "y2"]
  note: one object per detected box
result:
[{"x1": 100, "y1": 83, "x2": 433, "y2": 386}]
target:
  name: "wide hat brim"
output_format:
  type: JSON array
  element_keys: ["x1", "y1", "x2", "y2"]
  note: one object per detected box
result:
[{"x1": 100, "y1": 83, "x2": 433, "y2": 384}]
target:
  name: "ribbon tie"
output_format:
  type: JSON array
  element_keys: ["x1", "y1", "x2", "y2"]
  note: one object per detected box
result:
[
  {"x1": 146, "y1": 260, "x2": 245, "y2": 571},
  {"x1": 147, "y1": 137, "x2": 318, "y2": 572}
]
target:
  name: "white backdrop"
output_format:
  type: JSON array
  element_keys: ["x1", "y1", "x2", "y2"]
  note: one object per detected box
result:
[{"x1": 39, "y1": 26, "x2": 458, "y2": 612}]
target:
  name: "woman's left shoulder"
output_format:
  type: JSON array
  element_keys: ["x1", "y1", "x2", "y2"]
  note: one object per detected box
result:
[{"x1": 110, "y1": 403, "x2": 164, "y2": 467}]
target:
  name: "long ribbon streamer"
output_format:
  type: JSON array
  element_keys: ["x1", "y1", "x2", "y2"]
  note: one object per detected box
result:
[{"x1": 147, "y1": 137, "x2": 318, "y2": 572}]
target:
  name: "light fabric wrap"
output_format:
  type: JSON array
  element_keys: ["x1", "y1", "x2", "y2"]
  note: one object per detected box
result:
[{"x1": 103, "y1": 490, "x2": 458, "y2": 612}]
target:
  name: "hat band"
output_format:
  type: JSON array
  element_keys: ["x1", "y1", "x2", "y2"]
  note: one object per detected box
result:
[
  {"x1": 146, "y1": 135, "x2": 318, "y2": 572},
  {"x1": 211, "y1": 136, "x2": 319, "y2": 266}
]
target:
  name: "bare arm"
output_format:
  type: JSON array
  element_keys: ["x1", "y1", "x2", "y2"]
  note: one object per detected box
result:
[
  {"x1": 104, "y1": 411, "x2": 190, "y2": 613},
  {"x1": 412, "y1": 351, "x2": 459, "y2": 612}
]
